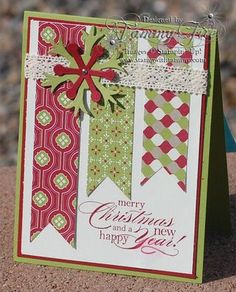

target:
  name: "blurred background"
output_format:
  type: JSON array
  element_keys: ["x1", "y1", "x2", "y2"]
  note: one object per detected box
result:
[{"x1": 0, "y1": 0, "x2": 236, "y2": 166}]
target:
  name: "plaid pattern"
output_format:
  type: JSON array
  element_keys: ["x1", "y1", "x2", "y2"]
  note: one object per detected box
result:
[{"x1": 141, "y1": 90, "x2": 190, "y2": 191}]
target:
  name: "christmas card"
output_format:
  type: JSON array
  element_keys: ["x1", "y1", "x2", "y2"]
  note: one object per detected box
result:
[{"x1": 14, "y1": 11, "x2": 231, "y2": 283}]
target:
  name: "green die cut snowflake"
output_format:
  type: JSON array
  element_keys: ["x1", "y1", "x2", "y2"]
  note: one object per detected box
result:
[
  {"x1": 35, "y1": 150, "x2": 50, "y2": 167},
  {"x1": 41, "y1": 26, "x2": 125, "y2": 116},
  {"x1": 41, "y1": 27, "x2": 56, "y2": 44},
  {"x1": 36, "y1": 110, "x2": 52, "y2": 126},
  {"x1": 53, "y1": 173, "x2": 69, "y2": 189},
  {"x1": 51, "y1": 214, "x2": 67, "y2": 230},
  {"x1": 55, "y1": 132, "x2": 71, "y2": 149},
  {"x1": 33, "y1": 191, "x2": 48, "y2": 207}
]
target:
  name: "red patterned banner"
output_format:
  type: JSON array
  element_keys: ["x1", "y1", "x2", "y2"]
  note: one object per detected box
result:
[{"x1": 30, "y1": 22, "x2": 85, "y2": 246}]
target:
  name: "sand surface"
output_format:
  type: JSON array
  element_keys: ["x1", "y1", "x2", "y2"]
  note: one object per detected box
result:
[{"x1": 1, "y1": 153, "x2": 236, "y2": 291}]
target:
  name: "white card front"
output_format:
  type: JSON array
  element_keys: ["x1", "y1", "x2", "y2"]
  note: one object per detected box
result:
[{"x1": 16, "y1": 14, "x2": 209, "y2": 280}]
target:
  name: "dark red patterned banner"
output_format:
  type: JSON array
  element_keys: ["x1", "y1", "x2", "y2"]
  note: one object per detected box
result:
[{"x1": 30, "y1": 22, "x2": 85, "y2": 246}]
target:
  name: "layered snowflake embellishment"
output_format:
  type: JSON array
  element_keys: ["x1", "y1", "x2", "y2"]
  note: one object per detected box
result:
[{"x1": 42, "y1": 27, "x2": 124, "y2": 116}]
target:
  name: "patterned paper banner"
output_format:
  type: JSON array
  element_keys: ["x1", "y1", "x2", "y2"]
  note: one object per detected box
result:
[
  {"x1": 87, "y1": 88, "x2": 135, "y2": 198},
  {"x1": 141, "y1": 90, "x2": 190, "y2": 191},
  {"x1": 30, "y1": 22, "x2": 85, "y2": 246},
  {"x1": 31, "y1": 84, "x2": 80, "y2": 246},
  {"x1": 139, "y1": 34, "x2": 199, "y2": 191}
]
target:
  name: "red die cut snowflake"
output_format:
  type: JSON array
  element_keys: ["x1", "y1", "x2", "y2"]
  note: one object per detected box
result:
[{"x1": 54, "y1": 44, "x2": 116, "y2": 102}]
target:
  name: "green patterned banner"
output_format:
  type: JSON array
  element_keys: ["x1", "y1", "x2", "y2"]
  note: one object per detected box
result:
[{"x1": 87, "y1": 88, "x2": 135, "y2": 198}]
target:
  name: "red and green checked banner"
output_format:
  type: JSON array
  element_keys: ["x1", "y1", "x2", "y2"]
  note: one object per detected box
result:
[{"x1": 141, "y1": 90, "x2": 190, "y2": 191}]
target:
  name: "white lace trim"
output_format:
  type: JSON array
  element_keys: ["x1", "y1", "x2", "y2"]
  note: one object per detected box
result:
[
  {"x1": 102, "y1": 63, "x2": 208, "y2": 95},
  {"x1": 25, "y1": 54, "x2": 70, "y2": 80},
  {"x1": 24, "y1": 54, "x2": 208, "y2": 94}
]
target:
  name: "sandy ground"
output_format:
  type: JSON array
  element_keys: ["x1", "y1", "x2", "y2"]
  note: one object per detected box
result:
[{"x1": 0, "y1": 153, "x2": 236, "y2": 292}]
